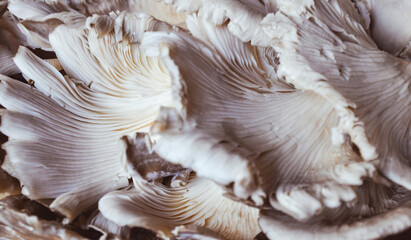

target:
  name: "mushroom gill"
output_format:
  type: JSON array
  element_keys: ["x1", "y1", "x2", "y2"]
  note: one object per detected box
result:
[
  {"x1": 141, "y1": 15, "x2": 376, "y2": 220},
  {"x1": 0, "y1": 12, "x2": 173, "y2": 221},
  {"x1": 0, "y1": 0, "x2": 409, "y2": 239}
]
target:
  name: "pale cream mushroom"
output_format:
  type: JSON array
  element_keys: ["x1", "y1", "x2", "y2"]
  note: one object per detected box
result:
[
  {"x1": 0, "y1": 6, "x2": 25, "y2": 76},
  {"x1": 99, "y1": 175, "x2": 260, "y2": 240},
  {"x1": 0, "y1": 0, "x2": 410, "y2": 239},
  {"x1": 247, "y1": 0, "x2": 410, "y2": 238},
  {"x1": 0, "y1": 12, "x2": 173, "y2": 221},
  {"x1": 97, "y1": 134, "x2": 260, "y2": 240},
  {"x1": 0, "y1": 45, "x2": 19, "y2": 76},
  {"x1": 259, "y1": 0, "x2": 410, "y2": 193},
  {"x1": 259, "y1": 181, "x2": 411, "y2": 240},
  {"x1": 131, "y1": 0, "x2": 187, "y2": 28},
  {"x1": 361, "y1": 0, "x2": 411, "y2": 59},
  {"x1": 137, "y1": 1, "x2": 410, "y2": 238},
  {"x1": 138, "y1": 15, "x2": 377, "y2": 220}
]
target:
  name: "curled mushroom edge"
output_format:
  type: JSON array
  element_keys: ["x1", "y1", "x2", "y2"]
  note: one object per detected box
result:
[{"x1": 0, "y1": 0, "x2": 410, "y2": 239}]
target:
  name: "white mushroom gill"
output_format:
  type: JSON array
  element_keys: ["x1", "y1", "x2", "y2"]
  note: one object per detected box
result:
[
  {"x1": 0, "y1": 12, "x2": 173, "y2": 221},
  {"x1": 143, "y1": 16, "x2": 375, "y2": 220},
  {"x1": 0, "y1": 10, "x2": 25, "y2": 75},
  {"x1": 97, "y1": 134, "x2": 260, "y2": 239},
  {"x1": 99, "y1": 174, "x2": 260, "y2": 240},
  {"x1": 259, "y1": 181, "x2": 411, "y2": 240},
  {"x1": 0, "y1": 0, "x2": 409, "y2": 239},
  {"x1": 260, "y1": 0, "x2": 411, "y2": 191}
]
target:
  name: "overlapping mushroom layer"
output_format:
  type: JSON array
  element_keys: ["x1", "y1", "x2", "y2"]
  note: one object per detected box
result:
[{"x1": 0, "y1": 0, "x2": 410, "y2": 239}]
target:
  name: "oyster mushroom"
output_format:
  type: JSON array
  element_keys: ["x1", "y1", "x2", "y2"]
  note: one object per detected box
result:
[
  {"x1": 131, "y1": 0, "x2": 187, "y2": 28},
  {"x1": 364, "y1": 0, "x2": 411, "y2": 59},
  {"x1": 6, "y1": 0, "x2": 187, "y2": 52},
  {"x1": 99, "y1": 175, "x2": 260, "y2": 240},
  {"x1": 140, "y1": 15, "x2": 376, "y2": 220},
  {"x1": 0, "y1": 0, "x2": 409, "y2": 239},
  {"x1": 97, "y1": 134, "x2": 260, "y2": 240},
  {"x1": 0, "y1": 12, "x2": 174, "y2": 220},
  {"x1": 0, "y1": 45, "x2": 19, "y2": 76},
  {"x1": 259, "y1": 0, "x2": 410, "y2": 192},
  {"x1": 0, "y1": 8, "x2": 26, "y2": 76},
  {"x1": 259, "y1": 181, "x2": 411, "y2": 240}
]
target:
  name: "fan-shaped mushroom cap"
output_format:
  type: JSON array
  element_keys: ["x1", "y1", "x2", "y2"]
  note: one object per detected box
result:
[
  {"x1": 259, "y1": 0, "x2": 410, "y2": 191},
  {"x1": 260, "y1": 181, "x2": 411, "y2": 239},
  {"x1": 99, "y1": 175, "x2": 260, "y2": 240},
  {"x1": 0, "y1": 12, "x2": 173, "y2": 220},
  {"x1": 98, "y1": 134, "x2": 259, "y2": 240},
  {"x1": 0, "y1": 0, "x2": 409, "y2": 239},
  {"x1": 136, "y1": 15, "x2": 378, "y2": 220}
]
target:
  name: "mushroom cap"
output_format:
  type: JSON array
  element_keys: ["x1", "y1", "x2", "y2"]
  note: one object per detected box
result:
[
  {"x1": 0, "y1": 0, "x2": 410, "y2": 239},
  {"x1": 99, "y1": 175, "x2": 260, "y2": 240},
  {"x1": 0, "y1": 12, "x2": 174, "y2": 220},
  {"x1": 140, "y1": 14, "x2": 376, "y2": 220}
]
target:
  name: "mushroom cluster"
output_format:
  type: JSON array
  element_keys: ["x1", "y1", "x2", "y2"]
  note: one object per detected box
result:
[{"x1": 0, "y1": 0, "x2": 410, "y2": 239}]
